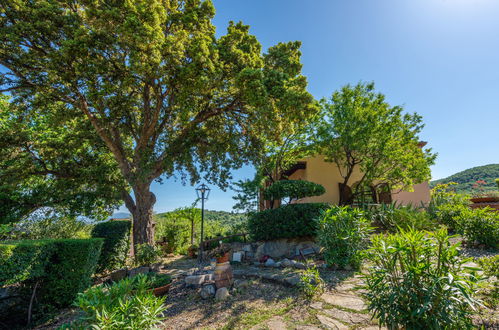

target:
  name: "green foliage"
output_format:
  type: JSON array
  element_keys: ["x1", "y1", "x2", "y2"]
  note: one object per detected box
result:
[
  {"x1": 0, "y1": 240, "x2": 54, "y2": 286},
  {"x1": 298, "y1": 266, "x2": 325, "y2": 299},
  {"x1": 263, "y1": 180, "x2": 325, "y2": 203},
  {"x1": 14, "y1": 213, "x2": 93, "y2": 240},
  {"x1": 496, "y1": 178, "x2": 499, "y2": 190},
  {"x1": 134, "y1": 244, "x2": 161, "y2": 267},
  {"x1": 427, "y1": 183, "x2": 470, "y2": 230},
  {"x1": 248, "y1": 203, "x2": 329, "y2": 241},
  {"x1": 0, "y1": 0, "x2": 318, "y2": 245},
  {"x1": 364, "y1": 203, "x2": 438, "y2": 232},
  {"x1": 477, "y1": 255, "x2": 499, "y2": 278},
  {"x1": 0, "y1": 96, "x2": 124, "y2": 224},
  {"x1": 455, "y1": 207, "x2": 499, "y2": 249},
  {"x1": 0, "y1": 238, "x2": 103, "y2": 309},
  {"x1": 317, "y1": 82, "x2": 436, "y2": 204},
  {"x1": 316, "y1": 206, "x2": 372, "y2": 270},
  {"x1": 74, "y1": 274, "x2": 166, "y2": 329},
  {"x1": 41, "y1": 239, "x2": 104, "y2": 307},
  {"x1": 363, "y1": 228, "x2": 480, "y2": 329},
  {"x1": 232, "y1": 177, "x2": 262, "y2": 214},
  {"x1": 91, "y1": 221, "x2": 131, "y2": 273},
  {"x1": 155, "y1": 208, "x2": 246, "y2": 254},
  {"x1": 431, "y1": 164, "x2": 499, "y2": 194}
]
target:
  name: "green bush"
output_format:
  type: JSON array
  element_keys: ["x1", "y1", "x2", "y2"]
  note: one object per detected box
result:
[
  {"x1": 91, "y1": 220, "x2": 131, "y2": 273},
  {"x1": 455, "y1": 207, "x2": 499, "y2": 248},
  {"x1": 316, "y1": 206, "x2": 372, "y2": 270},
  {"x1": 0, "y1": 240, "x2": 54, "y2": 286},
  {"x1": 363, "y1": 228, "x2": 480, "y2": 329},
  {"x1": 364, "y1": 203, "x2": 437, "y2": 232},
  {"x1": 248, "y1": 203, "x2": 329, "y2": 241},
  {"x1": 74, "y1": 274, "x2": 165, "y2": 329},
  {"x1": 298, "y1": 266, "x2": 325, "y2": 299},
  {"x1": 0, "y1": 238, "x2": 103, "y2": 321},
  {"x1": 263, "y1": 180, "x2": 325, "y2": 203},
  {"x1": 134, "y1": 243, "x2": 161, "y2": 266},
  {"x1": 477, "y1": 255, "x2": 499, "y2": 278}
]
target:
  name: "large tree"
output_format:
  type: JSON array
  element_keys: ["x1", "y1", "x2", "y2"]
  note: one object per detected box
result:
[
  {"x1": 0, "y1": 0, "x2": 316, "y2": 246},
  {"x1": 0, "y1": 95, "x2": 124, "y2": 223},
  {"x1": 317, "y1": 82, "x2": 436, "y2": 205}
]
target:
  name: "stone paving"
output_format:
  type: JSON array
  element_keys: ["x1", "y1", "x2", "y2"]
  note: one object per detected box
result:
[{"x1": 159, "y1": 256, "x2": 387, "y2": 329}]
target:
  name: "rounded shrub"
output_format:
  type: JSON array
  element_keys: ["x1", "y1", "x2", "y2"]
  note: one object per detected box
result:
[
  {"x1": 91, "y1": 220, "x2": 131, "y2": 273},
  {"x1": 454, "y1": 207, "x2": 499, "y2": 249},
  {"x1": 316, "y1": 206, "x2": 372, "y2": 270},
  {"x1": 263, "y1": 180, "x2": 325, "y2": 203},
  {"x1": 248, "y1": 203, "x2": 329, "y2": 241},
  {"x1": 363, "y1": 228, "x2": 480, "y2": 329}
]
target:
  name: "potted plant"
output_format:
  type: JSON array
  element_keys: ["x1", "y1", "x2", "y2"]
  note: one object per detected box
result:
[
  {"x1": 470, "y1": 180, "x2": 499, "y2": 203},
  {"x1": 209, "y1": 242, "x2": 232, "y2": 264},
  {"x1": 146, "y1": 273, "x2": 173, "y2": 296}
]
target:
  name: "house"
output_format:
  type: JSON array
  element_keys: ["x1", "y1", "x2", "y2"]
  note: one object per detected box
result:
[{"x1": 260, "y1": 154, "x2": 431, "y2": 209}]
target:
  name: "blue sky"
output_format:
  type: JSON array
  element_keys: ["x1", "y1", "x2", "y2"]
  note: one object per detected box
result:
[{"x1": 120, "y1": 0, "x2": 499, "y2": 214}]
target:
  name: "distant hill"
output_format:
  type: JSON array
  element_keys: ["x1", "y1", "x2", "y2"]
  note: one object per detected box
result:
[
  {"x1": 431, "y1": 164, "x2": 499, "y2": 194},
  {"x1": 156, "y1": 209, "x2": 247, "y2": 226}
]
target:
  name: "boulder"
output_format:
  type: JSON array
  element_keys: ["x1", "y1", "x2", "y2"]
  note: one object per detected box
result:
[
  {"x1": 255, "y1": 238, "x2": 319, "y2": 260},
  {"x1": 110, "y1": 268, "x2": 127, "y2": 282},
  {"x1": 264, "y1": 258, "x2": 276, "y2": 267},
  {"x1": 128, "y1": 266, "x2": 150, "y2": 278},
  {"x1": 215, "y1": 287, "x2": 230, "y2": 301},
  {"x1": 233, "y1": 279, "x2": 250, "y2": 289},
  {"x1": 185, "y1": 274, "x2": 206, "y2": 286},
  {"x1": 200, "y1": 284, "x2": 216, "y2": 299},
  {"x1": 281, "y1": 258, "x2": 292, "y2": 267}
]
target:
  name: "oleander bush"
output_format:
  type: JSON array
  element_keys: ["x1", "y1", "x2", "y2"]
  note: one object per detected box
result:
[
  {"x1": 363, "y1": 228, "x2": 480, "y2": 329},
  {"x1": 364, "y1": 203, "x2": 437, "y2": 232},
  {"x1": 248, "y1": 203, "x2": 329, "y2": 241},
  {"x1": 263, "y1": 180, "x2": 325, "y2": 204},
  {"x1": 454, "y1": 207, "x2": 499, "y2": 248},
  {"x1": 427, "y1": 183, "x2": 470, "y2": 230},
  {"x1": 91, "y1": 220, "x2": 131, "y2": 273},
  {"x1": 477, "y1": 255, "x2": 499, "y2": 278},
  {"x1": 316, "y1": 206, "x2": 372, "y2": 270},
  {"x1": 74, "y1": 274, "x2": 166, "y2": 329},
  {"x1": 298, "y1": 266, "x2": 325, "y2": 299}
]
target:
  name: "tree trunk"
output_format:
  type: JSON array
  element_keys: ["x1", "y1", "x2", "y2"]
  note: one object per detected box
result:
[{"x1": 130, "y1": 183, "x2": 156, "y2": 252}]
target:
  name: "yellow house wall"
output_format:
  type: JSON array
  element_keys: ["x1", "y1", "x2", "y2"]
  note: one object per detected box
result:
[
  {"x1": 288, "y1": 155, "x2": 431, "y2": 206},
  {"x1": 391, "y1": 182, "x2": 431, "y2": 206}
]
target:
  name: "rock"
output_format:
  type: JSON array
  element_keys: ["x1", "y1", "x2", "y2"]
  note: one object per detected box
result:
[
  {"x1": 274, "y1": 262, "x2": 282, "y2": 268},
  {"x1": 344, "y1": 264, "x2": 353, "y2": 271},
  {"x1": 266, "y1": 316, "x2": 287, "y2": 329},
  {"x1": 185, "y1": 274, "x2": 206, "y2": 286},
  {"x1": 110, "y1": 268, "x2": 127, "y2": 282},
  {"x1": 284, "y1": 276, "x2": 301, "y2": 286},
  {"x1": 254, "y1": 261, "x2": 262, "y2": 267},
  {"x1": 316, "y1": 315, "x2": 349, "y2": 329},
  {"x1": 320, "y1": 293, "x2": 367, "y2": 312},
  {"x1": 242, "y1": 244, "x2": 253, "y2": 252},
  {"x1": 215, "y1": 287, "x2": 230, "y2": 301},
  {"x1": 323, "y1": 308, "x2": 370, "y2": 324},
  {"x1": 296, "y1": 326, "x2": 321, "y2": 330},
  {"x1": 232, "y1": 252, "x2": 243, "y2": 262},
  {"x1": 310, "y1": 301, "x2": 323, "y2": 310},
  {"x1": 128, "y1": 266, "x2": 150, "y2": 278},
  {"x1": 200, "y1": 284, "x2": 216, "y2": 299},
  {"x1": 294, "y1": 262, "x2": 306, "y2": 269},
  {"x1": 204, "y1": 273, "x2": 214, "y2": 281},
  {"x1": 233, "y1": 279, "x2": 250, "y2": 288},
  {"x1": 281, "y1": 258, "x2": 292, "y2": 267},
  {"x1": 265, "y1": 258, "x2": 276, "y2": 267}
]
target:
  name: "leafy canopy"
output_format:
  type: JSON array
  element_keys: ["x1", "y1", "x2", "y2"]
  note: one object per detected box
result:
[{"x1": 317, "y1": 82, "x2": 436, "y2": 203}]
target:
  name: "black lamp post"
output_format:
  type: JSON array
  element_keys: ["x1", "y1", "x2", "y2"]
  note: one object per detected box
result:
[{"x1": 196, "y1": 183, "x2": 210, "y2": 264}]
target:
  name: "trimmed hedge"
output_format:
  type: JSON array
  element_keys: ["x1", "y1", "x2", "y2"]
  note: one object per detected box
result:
[
  {"x1": 91, "y1": 220, "x2": 131, "y2": 273},
  {"x1": 263, "y1": 180, "x2": 325, "y2": 201},
  {"x1": 248, "y1": 203, "x2": 329, "y2": 241},
  {"x1": 0, "y1": 238, "x2": 103, "y2": 308}
]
